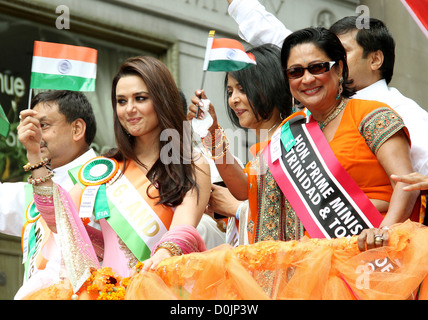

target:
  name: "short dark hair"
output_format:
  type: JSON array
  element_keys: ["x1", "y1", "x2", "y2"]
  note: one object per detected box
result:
[
  {"x1": 281, "y1": 27, "x2": 356, "y2": 98},
  {"x1": 31, "y1": 90, "x2": 97, "y2": 145},
  {"x1": 225, "y1": 44, "x2": 292, "y2": 128},
  {"x1": 330, "y1": 16, "x2": 396, "y2": 84}
]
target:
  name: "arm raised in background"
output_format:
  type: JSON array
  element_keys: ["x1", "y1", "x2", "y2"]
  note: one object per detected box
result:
[{"x1": 226, "y1": 0, "x2": 292, "y2": 47}]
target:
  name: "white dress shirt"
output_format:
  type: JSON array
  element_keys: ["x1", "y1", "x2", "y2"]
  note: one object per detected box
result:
[
  {"x1": 0, "y1": 148, "x2": 97, "y2": 236},
  {"x1": 354, "y1": 80, "x2": 428, "y2": 175}
]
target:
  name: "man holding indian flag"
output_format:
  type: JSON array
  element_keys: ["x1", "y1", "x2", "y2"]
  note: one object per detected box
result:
[{"x1": 0, "y1": 40, "x2": 98, "y2": 299}]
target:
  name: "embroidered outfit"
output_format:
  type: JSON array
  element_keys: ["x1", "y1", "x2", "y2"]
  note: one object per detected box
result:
[
  {"x1": 243, "y1": 100, "x2": 407, "y2": 245},
  {"x1": 23, "y1": 157, "x2": 206, "y2": 299},
  {"x1": 245, "y1": 140, "x2": 305, "y2": 244},
  {"x1": 97, "y1": 159, "x2": 174, "y2": 277},
  {"x1": 326, "y1": 99, "x2": 406, "y2": 204},
  {"x1": 2, "y1": 149, "x2": 98, "y2": 300}
]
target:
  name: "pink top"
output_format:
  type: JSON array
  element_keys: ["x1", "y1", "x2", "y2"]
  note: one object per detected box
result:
[{"x1": 99, "y1": 219, "x2": 132, "y2": 277}]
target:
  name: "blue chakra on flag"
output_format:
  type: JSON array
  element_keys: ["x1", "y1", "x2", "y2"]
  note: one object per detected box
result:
[
  {"x1": 226, "y1": 49, "x2": 237, "y2": 60},
  {"x1": 57, "y1": 59, "x2": 72, "y2": 74}
]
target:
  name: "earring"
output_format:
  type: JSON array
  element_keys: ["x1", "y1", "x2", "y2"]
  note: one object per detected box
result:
[{"x1": 336, "y1": 77, "x2": 344, "y2": 100}]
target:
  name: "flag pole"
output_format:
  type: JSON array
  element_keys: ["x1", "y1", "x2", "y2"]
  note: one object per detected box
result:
[
  {"x1": 27, "y1": 88, "x2": 32, "y2": 109},
  {"x1": 200, "y1": 70, "x2": 207, "y2": 91},
  {"x1": 28, "y1": 41, "x2": 36, "y2": 109},
  {"x1": 197, "y1": 30, "x2": 215, "y2": 118}
]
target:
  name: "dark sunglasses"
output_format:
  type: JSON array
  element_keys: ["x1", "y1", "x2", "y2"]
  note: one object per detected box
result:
[{"x1": 285, "y1": 61, "x2": 336, "y2": 79}]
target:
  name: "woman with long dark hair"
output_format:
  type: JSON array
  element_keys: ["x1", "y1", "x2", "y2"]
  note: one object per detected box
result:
[{"x1": 18, "y1": 56, "x2": 211, "y2": 298}]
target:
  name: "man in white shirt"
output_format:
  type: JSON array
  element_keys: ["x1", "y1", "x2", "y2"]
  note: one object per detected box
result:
[
  {"x1": 0, "y1": 90, "x2": 98, "y2": 299},
  {"x1": 226, "y1": 0, "x2": 428, "y2": 175}
]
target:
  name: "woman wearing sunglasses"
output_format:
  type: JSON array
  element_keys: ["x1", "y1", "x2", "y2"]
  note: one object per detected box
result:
[{"x1": 281, "y1": 27, "x2": 420, "y2": 251}]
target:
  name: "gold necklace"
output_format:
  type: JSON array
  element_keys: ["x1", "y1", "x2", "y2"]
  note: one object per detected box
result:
[
  {"x1": 317, "y1": 98, "x2": 347, "y2": 130},
  {"x1": 268, "y1": 121, "x2": 281, "y2": 133}
]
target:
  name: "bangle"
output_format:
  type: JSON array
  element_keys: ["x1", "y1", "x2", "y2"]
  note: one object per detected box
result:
[
  {"x1": 23, "y1": 158, "x2": 49, "y2": 172},
  {"x1": 27, "y1": 170, "x2": 55, "y2": 185},
  {"x1": 211, "y1": 138, "x2": 230, "y2": 160},
  {"x1": 202, "y1": 124, "x2": 221, "y2": 142},
  {"x1": 202, "y1": 126, "x2": 226, "y2": 150},
  {"x1": 154, "y1": 241, "x2": 183, "y2": 256},
  {"x1": 33, "y1": 185, "x2": 53, "y2": 197}
]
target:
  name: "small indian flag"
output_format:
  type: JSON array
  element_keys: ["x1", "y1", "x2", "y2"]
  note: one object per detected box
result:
[
  {"x1": 203, "y1": 35, "x2": 256, "y2": 72},
  {"x1": 30, "y1": 41, "x2": 97, "y2": 91}
]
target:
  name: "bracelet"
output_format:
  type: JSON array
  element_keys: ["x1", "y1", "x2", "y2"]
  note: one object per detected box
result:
[
  {"x1": 203, "y1": 134, "x2": 227, "y2": 151},
  {"x1": 33, "y1": 185, "x2": 53, "y2": 197},
  {"x1": 202, "y1": 126, "x2": 226, "y2": 150},
  {"x1": 23, "y1": 158, "x2": 49, "y2": 172},
  {"x1": 211, "y1": 138, "x2": 230, "y2": 160},
  {"x1": 202, "y1": 124, "x2": 221, "y2": 142},
  {"x1": 27, "y1": 170, "x2": 55, "y2": 185},
  {"x1": 154, "y1": 241, "x2": 183, "y2": 256}
]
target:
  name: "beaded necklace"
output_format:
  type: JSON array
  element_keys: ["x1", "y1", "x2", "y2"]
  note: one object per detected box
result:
[{"x1": 317, "y1": 98, "x2": 347, "y2": 130}]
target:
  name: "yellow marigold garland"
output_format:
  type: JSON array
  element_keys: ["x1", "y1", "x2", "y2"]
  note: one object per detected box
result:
[{"x1": 83, "y1": 267, "x2": 131, "y2": 300}]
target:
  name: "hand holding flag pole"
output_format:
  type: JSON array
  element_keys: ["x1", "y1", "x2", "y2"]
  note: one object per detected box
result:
[
  {"x1": 197, "y1": 30, "x2": 257, "y2": 117},
  {"x1": 197, "y1": 30, "x2": 216, "y2": 118}
]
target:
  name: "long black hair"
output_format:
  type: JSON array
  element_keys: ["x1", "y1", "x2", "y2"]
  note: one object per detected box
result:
[
  {"x1": 105, "y1": 56, "x2": 198, "y2": 207},
  {"x1": 225, "y1": 44, "x2": 292, "y2": 128}
]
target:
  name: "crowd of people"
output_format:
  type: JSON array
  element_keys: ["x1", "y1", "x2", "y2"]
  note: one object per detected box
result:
[{"x1": 2, "y1": 0, "x2": 428, "y2": 300}]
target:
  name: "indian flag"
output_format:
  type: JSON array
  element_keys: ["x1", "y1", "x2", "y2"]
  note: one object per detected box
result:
[
  {"x1": 203, "y1": 36, "x2": 256, "y2": 72},
  {"x1": 30, "y1": 41, "x2": 97, "y2": 91}
]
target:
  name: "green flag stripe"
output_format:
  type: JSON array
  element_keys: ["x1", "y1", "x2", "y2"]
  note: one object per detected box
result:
[
  {"x1": 207, "y1": 60, "x2": 255, "y2": 72},
  {"x1": 30, "y1": 72, "x2": 96, "y2": 91}
]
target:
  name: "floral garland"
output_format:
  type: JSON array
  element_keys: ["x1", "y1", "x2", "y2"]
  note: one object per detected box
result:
[
  {"x1": 77, "y1": 262, "x2": 145, "y2": 300},
  {"x1": 81, "y1": 267, "x2": 130, "y2": 300}
]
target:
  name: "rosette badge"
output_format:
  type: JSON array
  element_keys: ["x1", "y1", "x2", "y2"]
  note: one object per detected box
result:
[{"x1": 78, "y1": 157, "x2": 119, "y2": 186}]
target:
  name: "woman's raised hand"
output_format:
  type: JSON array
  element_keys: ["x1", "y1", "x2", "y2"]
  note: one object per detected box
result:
[{"x1": 187, "y1": 89, "x2": 219, "y2": 134}]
